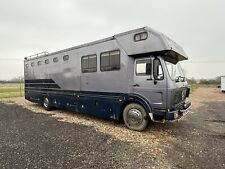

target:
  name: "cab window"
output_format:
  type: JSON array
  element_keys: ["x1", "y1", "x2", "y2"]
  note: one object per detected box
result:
[{"x1": 136, "y1": 59, "x2": 152, "y2": 76}]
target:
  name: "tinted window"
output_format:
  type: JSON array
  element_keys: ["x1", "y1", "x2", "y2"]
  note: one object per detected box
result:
[
  {"x1": 45, "y1": 59, "x2": 49, "y2": 64},
  {"x1": 81, "y1": 54, "x2": 97, "y2": 73},
  {"x1": 136, "y1": 59, "x2": 152, "y2": 76},
  {"x1": 100, "y1": 50, "x2": 120, "y2": 71},
  {"x1": 53, "y1": 57, "x2": 58, "y2": 63},
  {"x1": 63, "y1": 55, "x2": 69, "y2": 61},
  {"x1": 134, "y1": 32, "x2": 148, "y2": 42}
]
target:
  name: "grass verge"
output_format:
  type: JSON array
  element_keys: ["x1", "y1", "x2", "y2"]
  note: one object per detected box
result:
[{"x1": 0, "y1": 83, "x2": 24, "y2": 98}]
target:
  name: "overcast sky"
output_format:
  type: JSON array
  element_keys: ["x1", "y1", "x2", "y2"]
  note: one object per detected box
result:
[{"x1": 0, "y1": 0, "x2": 225, "y2": 80}]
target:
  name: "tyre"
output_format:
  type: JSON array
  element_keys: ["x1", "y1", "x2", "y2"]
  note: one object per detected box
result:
[
  {"x1": 43, "y1": 97, "x2": 51, "y2": 111},
  {"x1": 123, "y1": 103, "x2": 149, "y2": 131}
]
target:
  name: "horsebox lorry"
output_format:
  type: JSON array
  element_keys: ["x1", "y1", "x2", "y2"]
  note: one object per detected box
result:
[{"x1": 24, "y1": 27, "x2": 191, "y2": 131}]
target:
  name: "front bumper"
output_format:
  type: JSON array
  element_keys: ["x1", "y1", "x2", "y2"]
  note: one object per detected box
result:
[
  {"x1": 152, "y1": 100, "x2": 191, "y2": 122},
  {"x1": 165, "y1": 100, "x2": 191, "y2": 121}
]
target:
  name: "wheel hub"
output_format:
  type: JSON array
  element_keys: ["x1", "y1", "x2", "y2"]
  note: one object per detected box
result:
[{"x1": 127, "y1": 108, "x2": 143, "y2": 126}]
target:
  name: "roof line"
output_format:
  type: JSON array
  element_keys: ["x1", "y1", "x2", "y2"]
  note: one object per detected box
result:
[{"x1": 25, "y1": 27, "x2": 148, "y2": 61}]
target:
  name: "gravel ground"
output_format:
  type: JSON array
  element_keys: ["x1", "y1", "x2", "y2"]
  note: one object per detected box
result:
[
  {"x1": 0, "y1": 102, "x2": 169, "y2": 169},
  {"x1": 0, "y1": 87, "x2": 225, "y2": 169},
  {"x1": 165, "y1": 87, "x2": 225, "y2": 169},
  {"x1": 0, "y1": 99, "x2": 172, "y2": 169}
]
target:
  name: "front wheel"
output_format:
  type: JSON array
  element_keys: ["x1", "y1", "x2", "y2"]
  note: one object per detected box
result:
[
  {"x1": 123, "y1": 103, "x2": 149, "y2": 131},
  {"x1": 43, "y1": 97, "x2": 51, "y2": 111}
]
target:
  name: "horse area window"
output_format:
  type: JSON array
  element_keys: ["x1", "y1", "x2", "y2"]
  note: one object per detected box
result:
[
  {"x1": 81, "y1": 54, "x2": 97, "y2": 73},
  {"x1": 53, "y1": 57, "x2": 58, "y2": 63},
  {"x1": 100, "y1": 50, "x2": 120, "y2": 71},
  {"x1": 63, "y1": 55, "x2": 69, "y2": 61}
]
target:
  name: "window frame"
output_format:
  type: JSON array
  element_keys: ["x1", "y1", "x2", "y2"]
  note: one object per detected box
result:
[
  {"x1": 135, "y1": 59, "x2": 152, "y2": 77},
  {"x1": 134, "y1": 32, "x2": 148, "y2": 42},
  {"x1": 37, "y1": 61, "x2": 42, "y2": 66},
  {"x1": 100, "y1": 50, "x2": 120, "y2": 72},
  {"x1": 81, "y1": 54, "x2": 97, "y2": 73},
  {"x1": 45, "y1": 59, "x2": 49, "y2": 64},
  {"x1": 53, "y1": 57, "x2": 58, "y2": 63},
  {"x1": 63, "y1": 55, "x2": 69, "y2": 61}
]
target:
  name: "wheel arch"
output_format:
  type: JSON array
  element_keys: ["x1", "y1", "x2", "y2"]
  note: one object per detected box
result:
[{"x1": 119, "y1": 94, "x2": 153, "y2": 121}]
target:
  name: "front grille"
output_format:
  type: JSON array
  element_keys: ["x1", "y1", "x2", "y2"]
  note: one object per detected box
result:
[{"x1": 174, "y1": 91, "x2": 182, "y2": 104}]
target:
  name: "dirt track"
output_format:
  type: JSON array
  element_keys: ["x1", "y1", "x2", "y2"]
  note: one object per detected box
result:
[{"x1": 0, "y1": 87, "x2": 225, "y2": 168}]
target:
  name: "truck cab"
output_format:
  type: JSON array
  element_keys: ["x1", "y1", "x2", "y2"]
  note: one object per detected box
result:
[{"x1": 132, "y1": 54, "x2": 190, "y2": 124}]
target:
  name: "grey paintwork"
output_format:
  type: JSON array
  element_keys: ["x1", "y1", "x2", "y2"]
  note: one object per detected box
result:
[{"x1": 24, "y1": 26, "x2": 189, "y2": 113}]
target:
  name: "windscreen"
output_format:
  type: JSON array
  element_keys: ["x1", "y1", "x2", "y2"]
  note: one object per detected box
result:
[{"x1": 165, "y1": 61, "x2": 185, "y2": 82}]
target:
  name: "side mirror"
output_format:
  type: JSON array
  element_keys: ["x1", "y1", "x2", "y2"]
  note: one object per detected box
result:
[{"x1": 153, "y1": 58, "x2": 164, "y2": 80}]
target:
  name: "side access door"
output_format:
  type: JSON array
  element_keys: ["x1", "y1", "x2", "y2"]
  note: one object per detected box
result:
[{"x1": 133, "y1": 57, "x2": 167, "y2": 110}]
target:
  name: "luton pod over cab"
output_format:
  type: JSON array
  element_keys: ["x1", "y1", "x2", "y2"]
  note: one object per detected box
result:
[{"x1": 24, "y1": 26, "x2": 191, "y2": 131}]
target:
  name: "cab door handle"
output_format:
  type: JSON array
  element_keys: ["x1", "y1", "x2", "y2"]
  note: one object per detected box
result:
[{"x1": 133, "y1": 84, "x2": 140, "y2": 87}]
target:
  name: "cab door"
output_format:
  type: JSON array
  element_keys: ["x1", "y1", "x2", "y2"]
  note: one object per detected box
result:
[{"x1": 133, "y1": 57, "x2": 167, "y2": 109}]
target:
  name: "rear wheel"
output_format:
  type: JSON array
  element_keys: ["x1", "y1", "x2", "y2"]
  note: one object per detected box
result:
[
  {"x1": 123, "y1": 103, "x2": 149, "y2": 131},
  {"x1": 43, "y1": 97, "x2": 51, "y2": 111}
]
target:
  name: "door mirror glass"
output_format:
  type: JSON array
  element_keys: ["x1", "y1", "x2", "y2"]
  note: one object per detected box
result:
[{"x1": 153, "y1": 59, "x2": 164, "y2": 80}]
